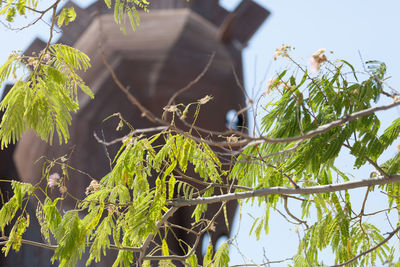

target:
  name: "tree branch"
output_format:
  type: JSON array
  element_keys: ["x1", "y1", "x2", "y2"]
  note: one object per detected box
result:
[
  {"x1": 169, "y1": 175, "x2": 400, "y2": 207},
  {"x1": 138, "y1": 206, "x2": 179, "y2": 265},
  {"x1": 283, "y1": 196, "x2": 308, "y2": 228},
  {"x1": 164, "y1": 53, "x2": 215, "y2": 111},
  {"x1": 93, "y1": 126, "x2": 168, "y2": 146},
  {"x1": 143, "y1": 202, "x2": 226, "y2": 262},
  {"x1": 236, "y1": 100, "x2": 400, "y2": 149},
  {"x1": 330, "y1": 225, "x2": 400, "y2": 267},
  {"x1": 0, "y1": 238, "x2": 142, "y2": 252}
]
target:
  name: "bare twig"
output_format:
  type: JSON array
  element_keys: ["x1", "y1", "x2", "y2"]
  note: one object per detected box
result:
[
  {"x1": 101, "y1": 52, "x2": 164, "y2": 125},
  {"x1": 359, "y1": 186, "x2": 370, "y2": 217},
  {"x1": 138, "y1": 206, "x2": 178, "y2": 265},
  {"x1": 275, "y1": 209, "x2": 301, "y2": 225},
  {"x1": 363, "y1": 205, "x2": 399, "y2": 217},
  {"x1": 164, "y1": 52, "x2": 215, "y2": 112},
  {"x1": 143, "y1": 202, "x2": 226, "y2": 262},
  {"x1": 0, "y1": 0, "x2": 60, "y2": 32},
  {"x1": 365, "y1": 157, "x2": 390, "y2": 179},
  {"x1": 283, "y1": 196, "x2": 308, "y2": 228},
  {"x1": 254, "y1": 145, "x2": 299, "y2": 188},
  {"x1": 42, "y1": 0, "x2": 60, "y2": 54},
  {"x1": 230, "y1": 257, "x2": 293, "y2": 267},
  {"x1": 93, "y1": 126, "x2": 168, "y2": 146}
]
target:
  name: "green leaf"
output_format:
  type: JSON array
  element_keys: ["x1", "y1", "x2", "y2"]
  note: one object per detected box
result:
[
  {"x1": 178, "y1": 139, "x2": 191, "y2": 172},
  {"x1": 186, "y1": 253, "x2": 198, "y2": 267},
  {"x1": 340, "y1": 60, "x2": 358, "y2": 81},
  {"x1": 163, "y1": 160, "x2": 177, "y2": 180},
  {"x1": 168, "y1": 173, "x2": 176, "y2": 199},
  {"x1": 0, "y1": 0, "x2": 13, "y2": 15},
  {"x1": 107, "y1": 0, "x2": 148, "y2": 32},
  {"x1": 161, "y1": 239, "x2": 169, "y2": 256},
  {"x1": 57, "y1": 7, "x2": 77, "y2": 27},
  {"x1": 0, "y1": 181, "x2": 33, "y2": 231},
  {"x1": 2, "y1": 215, "x2": 29, "y2": 256},
  {"x1": 51, "y1": 211, "x2": 86, "y2": 267},
  {"x1": 213, "y1": 242, "x2": 229, "y2": 267},
  {"x1": 203, "y1": 243, "x2": 213, "y2": 267},
  {"x1": 0, "y1": 44, "x2": 92, "y2": 148},
  {"x1": 104, "y1": 0, "x2": 112, "y2": 8},
  {"x1": 5, "y1": 6, "x2": 16, "y2": 22},
  {"x1": 15, "y1": 0, "x2": 26, "y2": 15},
  {"x1": 86, "y1": 214, "x2": 114, "y2": 266}
]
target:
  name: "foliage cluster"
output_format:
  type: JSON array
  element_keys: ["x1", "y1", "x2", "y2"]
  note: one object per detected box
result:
[{"x1": 0, "y1": 1, "x2": 399, "y2": 267}]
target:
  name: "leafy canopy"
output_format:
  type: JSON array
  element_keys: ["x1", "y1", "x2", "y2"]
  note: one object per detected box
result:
[{"x1": 0, "y1": 1, "x2": 400, "y2": 267}]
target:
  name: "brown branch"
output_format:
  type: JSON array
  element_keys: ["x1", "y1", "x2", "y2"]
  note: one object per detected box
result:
[
  {"x1": 164, "y1": 52, "x2": 215, "y2": 112},
  {"x1": 227, "y1": 106, "x2": 250, "y2": 131},
  {"x1": 230, "y1": 257, "x2": 293, "y2": 267},
  {"x1": 283, "y1": 196, "x2": 308, "y2": 228},
  {"x1": 236, "y1": 100, "x2": 400, "y2": 149},
  {"x1": 101, "y1": 53, "x2": 164, "y2": 125},
  {"x1": 254, "y1": 145, "x2": 299, "y2": 188},
  {"x1": 359, "y1": 187, "x2": 370, "y2": 216},
  {"x1": 0, "y1": 237, "x2": 142, "y2": 252},
  {"x1": 284, "y1": 195, "x2": 310, "y2": 202},
  {"x1": 363, "y1": 205, "x2": 399, "y2": 217},
  {"x1": 365, "y1": 157, "x2": 390, "y2": 179},
  {"x1": 43, "y1": 0, "x2": 59, "y2": 53},
  {"x1": 275, "y1": 209, "x2": 301, "y2": 225},
  {"x1": 0, "y1": 0, "x2": 60, "y2": 31},
  {"x1": 138, "y1": 206, "x2": 178, "y2": 265},
  {"x1": 93, "y1": 126, "x2": 168, "y2": 146},
  {"x1": 0, "y1": 238, "x2": 57, "y2": 250},
  {"x1": 143, "y1": 202, "x2": 226, "y2": 262},
  {"x1": 163, "y1": 222, "x2": 198, "y2": 235},
  {"x1": 169, "y1": 175, "x2": 400, "y2": 207},
  {"x1": 344, "y1": 142, "x2": 389, "y2": 179},
  {"x1": 172, "y1": 169, "x2": 252, "y2": 192}
]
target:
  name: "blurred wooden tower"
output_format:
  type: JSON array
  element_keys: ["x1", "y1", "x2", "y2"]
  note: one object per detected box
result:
[{"x1": 0, "y1": 0, "x2": 269, "y2": 265}]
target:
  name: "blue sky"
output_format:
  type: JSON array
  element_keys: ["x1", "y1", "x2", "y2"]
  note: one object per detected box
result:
[{"x1": 1, "y1": 0, "x2": 400, "y2": 265}]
